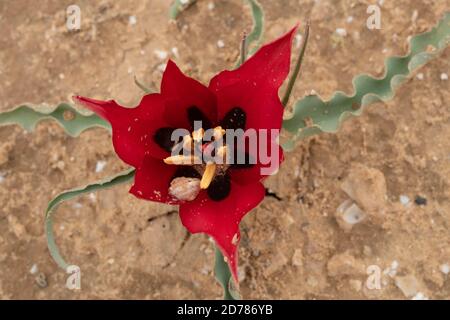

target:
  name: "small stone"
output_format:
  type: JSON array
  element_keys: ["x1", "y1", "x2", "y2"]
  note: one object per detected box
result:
[
  {"x1": 292, "y1": 249, "x2": 303, "y2": 267},
  {"x1": 335, "y1": 199, "x2": 367, "y2": 232},
  {"x1": 416, "y1": 73, "x2": 424, "y2": 80},
  {"x1": 395, "y1": 274, "x2": 421, "y2": 298},
  {"x1": 95, "y1": 160, "x2": 107, "y2": 173},
  {"x1": 217, "y1": 40, "x2": 225, "y2": 48},
  {"x1": 129, "y1": 15, "x2": 137, "y2": 26},
  {"x1": 335, "y1": 28, "x2": 347, "y2": 37},
  {"x1": 411, "y1": 292, "x2": 428, "y2": 300},
  {"x1": 363, "y1": 246, "x2": 373, "y2": 257},
  {"x1": 440, "y1": 264, "x2": 449, "y2": 275},
  {"x1": 346, "y1": 16, "x2": 354, "y2": 23},
  {"x1": 414, "y1": 196, "x2": 427, "y2": 206},
  {"x1": 154, "y1": 49, "x2": 168, "y2": 60},
  {"x1": 207, "y1": 2, "x2": 215, "y2": 10},
  {"x1": 30, "y1": 264, "x2": 39, "y2": 275},
  {"x1": 35, "y1": 273, "x2": 48, "y2": 288},
  {"x1": 440, "y1": 73, "x2": 448, "y2": 81},
  {"x1": 399, "y1": 195, "x2": 410, "y2": 206},
  {"x1": 171, "y1": 47, "x2": 179, "y2": 58}
]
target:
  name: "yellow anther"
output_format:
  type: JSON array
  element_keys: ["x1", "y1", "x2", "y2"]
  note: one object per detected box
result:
[
  {"x1": 217, "y1": 145, "x2": 228, "y2": 158},
  {"x1": 163, "y1": 155, "x2": 198, "y2": 165},
  {"x1": 192, "y1": 128, "x2": 204, "y2": 142},
  {"x1": 213, "y1": 126, "x2": 226, "y2": 140},
  {"x1": 200, "y1": 163, "x2": 217, "y2": 189},
  {"x1": 182, "y1": 135, "x2": 193, "y2": 149}
]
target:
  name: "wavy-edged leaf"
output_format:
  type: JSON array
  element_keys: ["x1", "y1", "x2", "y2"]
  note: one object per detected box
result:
[
  {"x1": 214, "y1": 246, "x2": 240, "y2": 300},
  {"x1": 282, "y1": 13, "x2": 450, "y2": 150},
  {"x1": 245, "y1": 0, "x2": 264, "y2": 56},
  {"x1": 0, "y1": 103, "x2": 110, "y2": 137},
  {"x1": 169, "y1": 0, "x2": 197, "y2": 20},
  {"x1": 45, "y1": 169, "x2": 135, "y2": 271}
]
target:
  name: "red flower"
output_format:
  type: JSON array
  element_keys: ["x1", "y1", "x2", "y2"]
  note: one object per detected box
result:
[{"x1": 74, "y1": 26, "x2": 296, "y2": 282}]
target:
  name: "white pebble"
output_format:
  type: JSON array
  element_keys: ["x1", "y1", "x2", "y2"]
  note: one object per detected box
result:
[
  {"x1": 399, "y1": 195, "x2": 410, "y2": 206},
  {"x1": 217, "y1": 40, "x2": 225, "y2": 48},
  {"x1": 440, "y1": 73, "x2": 448, "y2": 81},
  {"x1": 440, "y1": 264, "x2": 449, "y2": 275},
  {"x1": 129, "y1": 16, "x2": 137, "y2": 26},
  {"x1": 335, "y1": 28, "x2": 347, "y2": 37},
  {"x1": 59, "y1": 73, "x2": 65, "y2": 80},
  {"x1": 412, "y1": 292, "x2": 428, "y2": 300},
  {"x1": 180, "y1": 0, "x2": 189, "y2": 4},
  {"x1": 89, "y1": 193, "x2": 97, "y2": 202},
  {"x1": 30, "y1": 264, "x2": 39, "y2": 275},
  {"x1": 346, "y1": 16, "x2": 354, "y2": 23},
  {"x1": 416, "y1": 73, "x2": 424, "y2": 80},
  {"x1": 154, "y1": 49, "x2": 168, "y2": 60},
  {"x1": 171, "y1": 47, "x2": 179, "y2": 58},
  {"x1": 95, "y1": 161, "x2": 107, "y2": 173},
  {"x1": 207, "y1": 2, "x2": 215, "y2": 10}
]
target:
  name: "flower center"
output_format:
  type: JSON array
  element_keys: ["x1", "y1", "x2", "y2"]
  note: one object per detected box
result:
[{"x1": 164, "y1": 126, "x2": 230, "y2": 201}]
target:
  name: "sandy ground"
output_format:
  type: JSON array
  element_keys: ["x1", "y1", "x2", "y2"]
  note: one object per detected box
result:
[{"x1": 0, "y1": 0, "x2": 449, "y2": 299}]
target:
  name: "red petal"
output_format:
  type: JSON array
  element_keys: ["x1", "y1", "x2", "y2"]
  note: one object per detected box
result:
[
  {"x1": 74, "y1": 94, "x2": 171, "y2": 166},
  {"x1": 129, "y1": 155, "x2": 181, "y2": 205},
  {"x1": 209, "y1": 26, "x2": 297, "y2": 131},
  {"x1": 230, "y1": 143, "x2": 284, "y2": 185},
  {"x1": 161, "y1": 60, "x2": 217, "y2": 129},
  {"x1": 179, "y1": 181, "x2": 265, "y2": 283}
]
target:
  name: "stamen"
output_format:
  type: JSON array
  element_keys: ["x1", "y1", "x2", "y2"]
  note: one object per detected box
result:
[
  {"x1": 182, "y1": 135, "x2": 193, "y2": 149},
  {"x1": 164, "y1": 155, "x2": 199, "y2": 165},
  {"x1": 192, "y1": 128, "x2": 204, "y2": 142},
  {"x1": 217, "y1": 145, "x2": 227, "y2": 158},
  {"x1": 200, "y1": 163, "x2": 217, "y2": 189},
  {"x1": 213, "y1": 126, "x2": 226, "y2": 140}
]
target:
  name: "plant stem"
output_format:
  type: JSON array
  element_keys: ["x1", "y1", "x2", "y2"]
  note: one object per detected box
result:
[
  {"x1": 214, "y1": 246, "x2": 240, "y2": 300},
  {"x1": 282, "y1": 21, "x2": 310, "y2": 107}
]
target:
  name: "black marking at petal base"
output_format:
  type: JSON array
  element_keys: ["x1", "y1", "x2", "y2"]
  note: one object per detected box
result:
[
  {"x1": 187, "y1": 106, "x2": 212, "y2": 130},
  {"x1": 207, "y1": 173, "x2": 231, "y2": 201},
  {"x1": 154, "y1": 127, "x2": 178, "y2": 153},
  {"x1": 221, "y1": 107, "x2": 246, "y2": 130}
]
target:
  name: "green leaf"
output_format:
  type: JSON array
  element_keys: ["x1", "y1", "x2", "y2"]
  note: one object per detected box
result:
[
  {"x1": 245, "y1": 0, "x2": 264, "y2": 56},
  {"x1": 214, "y1": 246, "x2": 241, "y2": 300},
  {"x1": 282, "y1": 13, "x2": 450, "y2": 150},
  {"x1": 169, "y1": 0, "x2": 197, "y2": 20},
  {"x1": 45, "y1": 169, "x2": 135, "y2": 270},
  {"x1": 0, "y1": 103, "x2": 110, "y2": 137},
  {"x1": 234, "y1": 0, "x2": 265, "y2": 68}
]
